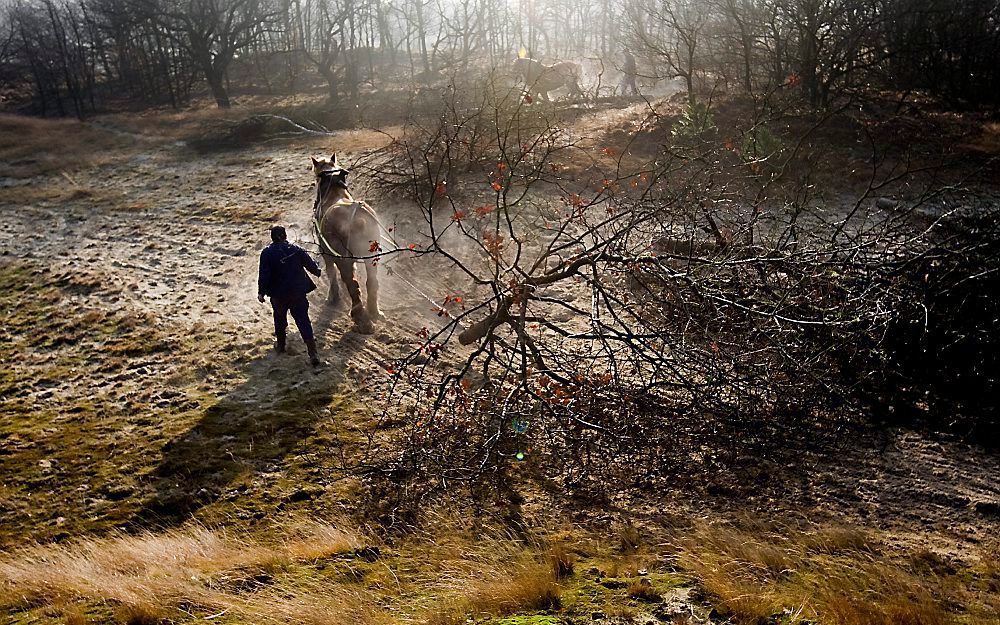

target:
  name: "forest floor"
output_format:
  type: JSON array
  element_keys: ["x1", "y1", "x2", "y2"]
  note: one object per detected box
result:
[{"x1": 1, "y1": 95, "x2": 999, "y2": 625}]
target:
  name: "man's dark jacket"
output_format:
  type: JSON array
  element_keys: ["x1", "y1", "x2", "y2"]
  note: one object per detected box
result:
[{"x1": 258, "y1": 241, "x2": 322, "y2": 299}]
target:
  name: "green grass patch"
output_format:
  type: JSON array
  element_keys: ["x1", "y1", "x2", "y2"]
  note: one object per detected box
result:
[{"x1": 495, "y1": 616, "x2": 562, "y2": 625}]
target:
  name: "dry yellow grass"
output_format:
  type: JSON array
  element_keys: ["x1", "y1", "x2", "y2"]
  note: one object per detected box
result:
[
  {"x1": 61, "y1": 605, "x2": 91, "y2": 625},
  {"x1": 282, "y1": 521, "x2": 364, "y2": 560},
  {"x1": 0, "y1": 114, "x2": 128, "y2": 178},
  {"x1": 430, "y1": 552, "x2": 561, "y2": 618},
  {"x1": 0, "y1": 521, "x2": 371, "y2": 625},
  {"x1": 464, "y1": 559, "x2": 562, "y2": 614},
  {"x1": 112, "y1": 601, "x2": 171, "y2": 625},
  {"x1": 617, "y1": 523, "x2": 641, "y2": 554},
  {"x1": 1, "y1": 516, "x2": 572, "y2": 625},
  {"x1": 417, "y1": 529, "x2": 564, "y2": 624},
  {"x1": 674, "y1": 521, "x2": 954, "y2": 625},
  {"x1": 548, "y1": 543, "x2": 576, "y2": 579},
  {"x1": 0, "y1": 509, "x2": 993, "y2": 625},
  {"x1": 981, "y1": 539, "x2": 1000, "y2": 579}
]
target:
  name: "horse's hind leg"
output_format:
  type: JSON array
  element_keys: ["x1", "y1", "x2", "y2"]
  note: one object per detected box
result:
[
  {"x1": 323, "y1": 254, "x2": 342, "y2": 307},
  {"x1": 364, "y1": 258, "x2": 383, "y2": 321},
  {"x1": 336, "y1": 258, "x2": 373, "y2": 333}
]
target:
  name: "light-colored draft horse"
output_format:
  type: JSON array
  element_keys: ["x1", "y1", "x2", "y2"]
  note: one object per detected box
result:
[
  {"x1": 311, "y1": 153, "x2": 383, "y2": 334},
  {"x1": 513, "y1": 57, "x2": 584, "y2": 102}
]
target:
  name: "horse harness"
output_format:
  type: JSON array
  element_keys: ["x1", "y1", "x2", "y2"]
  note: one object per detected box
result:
[
  {"x1": 313, "y1": 168, "x2": 362, "y2": 261},
  {"x1": 309, "y1": 164, "x2": 472, "y2": 331}
]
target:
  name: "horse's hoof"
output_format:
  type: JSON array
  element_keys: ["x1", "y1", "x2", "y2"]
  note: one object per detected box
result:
[
  {"x1": 351, "y1": 309, "x2": 375, "y2": 334},
  {"x1": 371, "y1": 310, "x2": 386, "y2": 322}
]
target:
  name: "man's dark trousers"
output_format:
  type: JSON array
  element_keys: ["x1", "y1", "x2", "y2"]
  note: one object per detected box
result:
[{"x1": 271, "y1": 293, "x2": 314, "y2": 343}]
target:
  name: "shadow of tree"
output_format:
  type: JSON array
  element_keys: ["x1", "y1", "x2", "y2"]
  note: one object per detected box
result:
[{"x1": 133, "y1": 302, "x2": 366, "y2": 527}]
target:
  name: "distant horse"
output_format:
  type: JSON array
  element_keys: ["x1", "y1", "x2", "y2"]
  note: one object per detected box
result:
[
  {"x1": 311, "y1": 153, "x2": 383, "y2": 334},
  {"x1": 513, "y1": 57, "x2": 583, "y2": 102}
]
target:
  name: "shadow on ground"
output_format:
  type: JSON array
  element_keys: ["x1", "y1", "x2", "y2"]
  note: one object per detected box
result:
[{"x1": 132, "y1": 303, "x2": 367, "y2": 527}]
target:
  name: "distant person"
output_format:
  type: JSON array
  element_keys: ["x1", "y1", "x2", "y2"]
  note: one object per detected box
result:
[
  {"x1": 621, "y1": 50, "x2": 639, "y2": 96},
  {"x1": 257, "y1": 225, "x2": 323, "y2": 366}
]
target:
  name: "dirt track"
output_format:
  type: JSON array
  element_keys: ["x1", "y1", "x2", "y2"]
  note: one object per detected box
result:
[{"x1": 0, "y1": 125, "x2": 467, "y2": 382}]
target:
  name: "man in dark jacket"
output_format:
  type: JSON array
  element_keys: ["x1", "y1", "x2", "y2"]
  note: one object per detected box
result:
[
  {"x1": 621, "y1": 50, "x2": 639, "y2": 96},
  {"x1": 257, "y1": 225, "x2": 323, "y2": 366}
]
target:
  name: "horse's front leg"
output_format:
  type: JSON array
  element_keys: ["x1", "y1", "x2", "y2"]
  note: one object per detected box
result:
[
  {"x1": 364, "y1": 258, "x2": 384, "y2": 321},
  {"x1": 337, "y1": 258, "x2": 374, "y2": 334}
]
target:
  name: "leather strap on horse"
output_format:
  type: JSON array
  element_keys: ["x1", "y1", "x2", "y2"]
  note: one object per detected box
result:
[
  {"x1": 313, "y1": 168, "x2": 361, "y2": 260},
  {"x1": 313, "y1": 214, "x2": 338, "y2": 257},
  {"x1": 313, "y1": 200, "x2": 360, "y2": 260}
]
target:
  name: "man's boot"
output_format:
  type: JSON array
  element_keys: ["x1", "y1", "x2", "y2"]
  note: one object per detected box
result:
[
  {"x1": 275, "y1": 333, "x2": 286, "y2": 354},
  {"x1": 305, "y1": 338, "x2": 321, "y2": 367}
]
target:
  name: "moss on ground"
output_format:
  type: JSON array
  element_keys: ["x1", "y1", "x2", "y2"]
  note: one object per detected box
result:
[
  {"x1": 495, "y1": 616, "x2": 562, "y2": 625},
  {"x1": 0, "y1": 258, "x2": 368, "y2": 546}
]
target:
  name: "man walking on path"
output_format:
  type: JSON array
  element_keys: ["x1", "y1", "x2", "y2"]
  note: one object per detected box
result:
[
  {"x1": 621, "y1": 50, "x2": 639, "y2": 96},
  {"x1": 258, "y1": 225, "x2": 323, "y2": 366}
]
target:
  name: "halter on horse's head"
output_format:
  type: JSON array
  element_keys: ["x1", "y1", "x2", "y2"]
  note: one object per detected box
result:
[
  {"x1": 312, "y1": 153, "x2": 349, "y2": 185},
  {"x1": 311, "y1": 153, "x2": 353, "y2": 213}
]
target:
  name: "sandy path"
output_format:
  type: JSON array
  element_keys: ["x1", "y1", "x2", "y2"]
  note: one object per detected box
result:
[{"x1": 0, "y1": 129, "x2": 475, "y2": 429}]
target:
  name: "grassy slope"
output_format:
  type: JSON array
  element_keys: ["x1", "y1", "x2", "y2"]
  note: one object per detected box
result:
[{"x1": 1, "y1": 101, "x2": 999, "y2": 625}]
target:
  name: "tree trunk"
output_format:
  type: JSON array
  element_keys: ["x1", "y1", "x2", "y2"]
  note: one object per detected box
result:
[
  {"x1": 318, "y1": 62, "x2": 339, "y2": 100},
  {"x1": 192, "y1": 36, "x2": 232, "y2": 108},
  {"x1": 207, "y1": 69, "x2": 232, "y2": 107}
]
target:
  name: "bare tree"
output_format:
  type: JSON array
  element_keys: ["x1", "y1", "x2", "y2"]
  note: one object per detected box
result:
[
  {"x1": 629, "y1": 0, "x2": 710, "y2": 103},
  {"x1": 302, "y1": 0, "x2": 348, "y2": 101},
  {"x1": 155, "y1": 0, "x2": 274, "y2": 107},
  {"x1": 711, "y1": 0, "x2": 766, "y2": 93},
  {"x1": 776, "y1": 0, "x2": 884, "y2": 107}
]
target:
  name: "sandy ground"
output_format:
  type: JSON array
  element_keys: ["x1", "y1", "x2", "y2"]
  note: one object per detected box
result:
[
  {"x1": 0, "y1": 121, "x2": 488, "y2": 544},
  {"x1": 0, "y1": 125, "x2": 469, "y2": 386}
]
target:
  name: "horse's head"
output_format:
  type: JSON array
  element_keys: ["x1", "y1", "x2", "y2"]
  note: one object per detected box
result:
[{"x1": 311, "y1": 153, "x2": 350, "y2": 188}]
